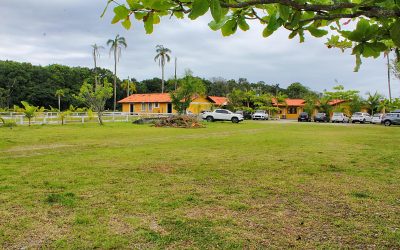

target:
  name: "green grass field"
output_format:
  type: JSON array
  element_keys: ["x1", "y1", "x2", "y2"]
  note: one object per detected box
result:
[{"x1": 1, "y1": 121, "x2": 399, "y2": 248}]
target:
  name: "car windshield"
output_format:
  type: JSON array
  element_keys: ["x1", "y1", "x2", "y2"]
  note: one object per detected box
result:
[
  {"x1": 373, "y1": 114, "x2": 381, "y2": 117},
  {"x1": 255, "y1": 110, "x2": 264, "y2": 113},
  {"x1": 333, "y1": 113, "x2": 342, "y2": 116},
  {"x1": 353, "y1": 112, "x2": 362, "y2": 115}
]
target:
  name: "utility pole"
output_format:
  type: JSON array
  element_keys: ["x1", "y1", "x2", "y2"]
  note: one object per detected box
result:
[
  {"x1": 174, "y1": 57, "x2": 177, "y2": 90},
  {"x1": 387, "y1": 53, "x2": 392, "y2": 102}
]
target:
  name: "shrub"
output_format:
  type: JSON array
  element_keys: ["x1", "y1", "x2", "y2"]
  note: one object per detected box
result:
[{"x1": 0, "y1": 118, "x2": 17, "y2": 128}]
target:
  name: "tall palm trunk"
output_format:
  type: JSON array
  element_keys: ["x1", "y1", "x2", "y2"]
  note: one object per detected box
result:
[
  {"x1": 93, "y1": 50, "x2": 98, "y2": 86},
  {"x1": 58, "y1": 95, "x2": 61, "y2": 111},
  {"x1": 162, "y1": 64, "x2": 165, "y2": 93},
  {"x1": 113, "y1": 47, "x2": 117, "y2": 112}
]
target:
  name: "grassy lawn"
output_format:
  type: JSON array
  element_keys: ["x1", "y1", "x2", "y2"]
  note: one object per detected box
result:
[{"x1": 0, "y1": 121, "x2": 399, "y2": 248}]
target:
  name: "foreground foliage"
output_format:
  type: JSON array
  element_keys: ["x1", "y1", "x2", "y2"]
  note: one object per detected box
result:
[{"x1": 0, "y1": 122, "x2": 399, "y2": 248}]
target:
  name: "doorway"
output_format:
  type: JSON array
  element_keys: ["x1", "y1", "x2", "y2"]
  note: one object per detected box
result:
[{"x1": 167, "y1": 103, "x2": 172, "y2": 113}]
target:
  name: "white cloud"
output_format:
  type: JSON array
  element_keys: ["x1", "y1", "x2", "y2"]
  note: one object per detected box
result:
[{"x1": 0, "y1": 0, "x2": 398, "y2": 98}]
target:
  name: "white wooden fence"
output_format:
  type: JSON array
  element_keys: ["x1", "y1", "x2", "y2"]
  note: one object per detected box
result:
[{"x1": 0, "y1": 112, "x2": 176, "y2": 125}]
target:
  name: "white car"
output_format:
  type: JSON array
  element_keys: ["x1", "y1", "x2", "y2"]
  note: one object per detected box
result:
[
  {"x1": 371, "y1": 113, "x2": 383, "y2": 124},
  {"x1": 351, "y1": 112, "x2": 372, "y2": 123},
  {"x1": 331, "y1": 112, "x2": 350, "y2": 123},
  {"x1": 252, "y1": 110, "x2": 269, "y2": 120},
  {"x1": 202, "y1": 109, "x2": 244, "y2": 123}
]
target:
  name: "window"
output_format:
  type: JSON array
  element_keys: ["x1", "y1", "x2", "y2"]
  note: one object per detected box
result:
[
  {"x1": 141, "y1": 103, "x2": 146, "y2": 111},
  {"x1": 287, "y1": 107, "x2": 297, "y2": 114},
  {"x1": 154, "y1": 102, "x2": 159, "y2": 108},
  {"x1": 216, "y1": 109, "x2": 228, "y2": 114},
  {"x1": 148, "y1": 103, "x2": 153, "y2": 111}
]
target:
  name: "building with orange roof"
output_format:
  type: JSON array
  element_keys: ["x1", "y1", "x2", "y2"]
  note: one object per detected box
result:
[{"x1": 118, "y1": 93, "x2": 228, "y2": 114}]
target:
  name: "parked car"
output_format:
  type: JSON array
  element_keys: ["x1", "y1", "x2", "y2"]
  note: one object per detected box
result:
[
  {"x1": 314, "y1": 113, "x2": 329, "y2": 122},
  {"x1": 371, "y1": 113, "x2": 384, "y2": 124},
  {"x1": 351, "y1": 112, "x2": 372, "y2": 123},
  {"x1": 252, "y1": 110, "x2": 269, "y2": 120},
  {"x1": 298, "y1": 112, "x2": 311, "y2": 122},
  {"x1": 202, "y1": 109, "x2": 244, "y2": 123},
  {"x1": 234, "y1": 110, "x2": 252, "y2": 120},
  {"x1": 331, "y1": 112, "x2": 350, "y2": 123},
  {"x1": 381, "y1": 112, "x2": 400, "y2": 126}
]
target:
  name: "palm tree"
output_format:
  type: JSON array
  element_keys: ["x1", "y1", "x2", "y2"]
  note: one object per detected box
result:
[
  {"x1": 91, "y1": 44, "x2": 104, "y2": 86},
  {"x1": 366, "y1": 91, "x2": 384, "y2": 115},
  {"x1": 107, "y1": 35, "x2": 127, "y2": 111},
  {"x1": 55, "y1": 89, "x2": 65, "y2": 111},
  {"x1": 120, "y1": 78, "x2": 136, "y2": 97},
  {"x1": 154, "y1": 45, "x2": 171, "y2": 93}
]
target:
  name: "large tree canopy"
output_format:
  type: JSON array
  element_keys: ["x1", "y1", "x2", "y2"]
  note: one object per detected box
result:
[{"x1": 103, "y1": 0, "x2": 400, "y2": 71}]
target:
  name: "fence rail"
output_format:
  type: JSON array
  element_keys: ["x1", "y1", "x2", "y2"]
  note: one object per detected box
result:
[{"x1": 0, "y1": 112, "x2": 178, "y2": 125}]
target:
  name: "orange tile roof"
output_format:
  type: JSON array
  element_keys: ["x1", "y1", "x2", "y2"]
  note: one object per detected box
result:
[
  {"x1": 271, "y1": 98, "x2": 305, "y2": 107},
  {"x1": 118, "y1": 93, "x2": 227, "y2": 105},
  {"x1": 328, "y1": 99, "x2": 346, "y2": 105},
  {"x1": 285, "y1": 99, "x2": 306, "y2": 106},
  {"x1": 208, "y1": 96, "x2": 228, "y2": 106},
  {"x1": 118, "y1": 93, "x2": 171, "y2": 103}
]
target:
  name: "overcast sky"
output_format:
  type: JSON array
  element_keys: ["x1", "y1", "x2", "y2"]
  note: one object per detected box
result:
[{"x1": 1, "y1": 0, "x2": 399, "y2": 97}]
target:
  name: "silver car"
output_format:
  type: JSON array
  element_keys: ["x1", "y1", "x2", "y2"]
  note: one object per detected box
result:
[
  {"x1": 351, "y1": 112, "x2": 372, "y2": 123},
  {"x1": 252, "y1": 110, "x2": 269, "y2": 120},
  {"x1": 331, "y1": 112, "x2": 350, "y2": 123},
  {"x1": 371, "y1": 113, "x2": 383, "y2": 124}
]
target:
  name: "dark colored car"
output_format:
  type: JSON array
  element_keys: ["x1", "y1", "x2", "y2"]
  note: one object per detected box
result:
[
  {"x1": 298, "y1": 112, "x2": 311, "y2": 122},
  {"x1": 381, "y1": 113, "x2": 400, "y2": 126},
  {"x1": 314, "y1": 113, "x2": 329, "y2": 122},
  {"x1": 235, "y1": 110, "x2": 252, "y2": 120}
]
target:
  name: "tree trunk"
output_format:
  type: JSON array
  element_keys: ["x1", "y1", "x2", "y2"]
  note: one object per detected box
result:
[
  {"x1": 161, "y1": 63, "x2": 165, "y2": 93},
  {"x1": 113, "y1": 48, "x2": 117, "y2": 112},
  {"x1": 58, "y1": 96, "x2": 61, "y2": 111},
  {"x1": 94, "y1": 50, "x2": 98, "y2": 87},
  {"x1": 98, "y1": 111, "x2": 104, "y2": 125}
]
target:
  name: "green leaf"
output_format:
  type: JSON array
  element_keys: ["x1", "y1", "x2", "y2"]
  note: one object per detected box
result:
[
  {"x1": 144, "y1": 13, "x2": 154, "y2": 34},
  {"x1": 114, "y1": 5, "x2": 130, "y2": 20},
  {"x1": 111, "y1": 15, "x2": 120, "y2": 24},
  {"x1": 362, "y1": 42, "x2": 387, "y2": 58},
  {"x1": 174, "y1": 11, "x2": 184, "y2": 19},
  {"x1": 288, "y1": 30, "x2": 297, "y2": 39},
  {"x1": 307, "y1": 27, "x2": 328, "y2": 37},
  {"x1": 238, "y1": 17, "x2": 250, "y2": 31},
  {"x1": 122, "y1": 18, "x2": 132, "y2": 30},
  {"x1": 390, "y1": 20, "x2": 400, "y2": 47},
  {"x1": 126, "y1": 0, "x2": 143, "y2": 9},
  {"x1": 210, "y1": 0, "x2": 222, "y2": 22},
  {"x1": 266, "y1": 12, "x2": 280, "y2": 31},
  {"x1": 208, "y1": 16, "x2": 229, "y2": 30},
  {"x1": 262, "y1": 27, "x2": 274, "y2": 37},
  {"x1": 278, "y1": 4, "x2": 290, "y2": 21},
  {"x1": 188, "y1": 0, "x2": 209, "y2": 20},
  {"x1": 221, "y1": 19, "x2": 237, "y2": 36},
  {"x1": 354, "y1": 53, "x2": 362, "y2": 72},
  {"x1": 134, "y1": 12, "x2": 146, "y2": 20}
]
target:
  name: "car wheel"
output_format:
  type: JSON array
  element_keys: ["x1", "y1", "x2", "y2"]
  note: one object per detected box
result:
[
  {"x1": 351, "y1": 121, "x2": 355, "y2": 123},
  {"x1": 206, "y1": 116, "x2": 214, "y2": 122},
  {"x1": 361, "y1": 119, "x2": 365, "y2": 124},
  {"x1": 384, "y1": 120, "x2": 391, "y2": 126},
  {"x1": 231, "y1": 117, "x2": 239, "y2": 123}
]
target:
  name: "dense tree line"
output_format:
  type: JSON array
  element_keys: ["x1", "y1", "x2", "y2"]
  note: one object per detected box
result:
[
  {"x1": 0, "y1": 60, "x2": 120, "y2": 110},
  {"x1": 5, "y1": 59, "x2": 396, "y2": 114}
]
